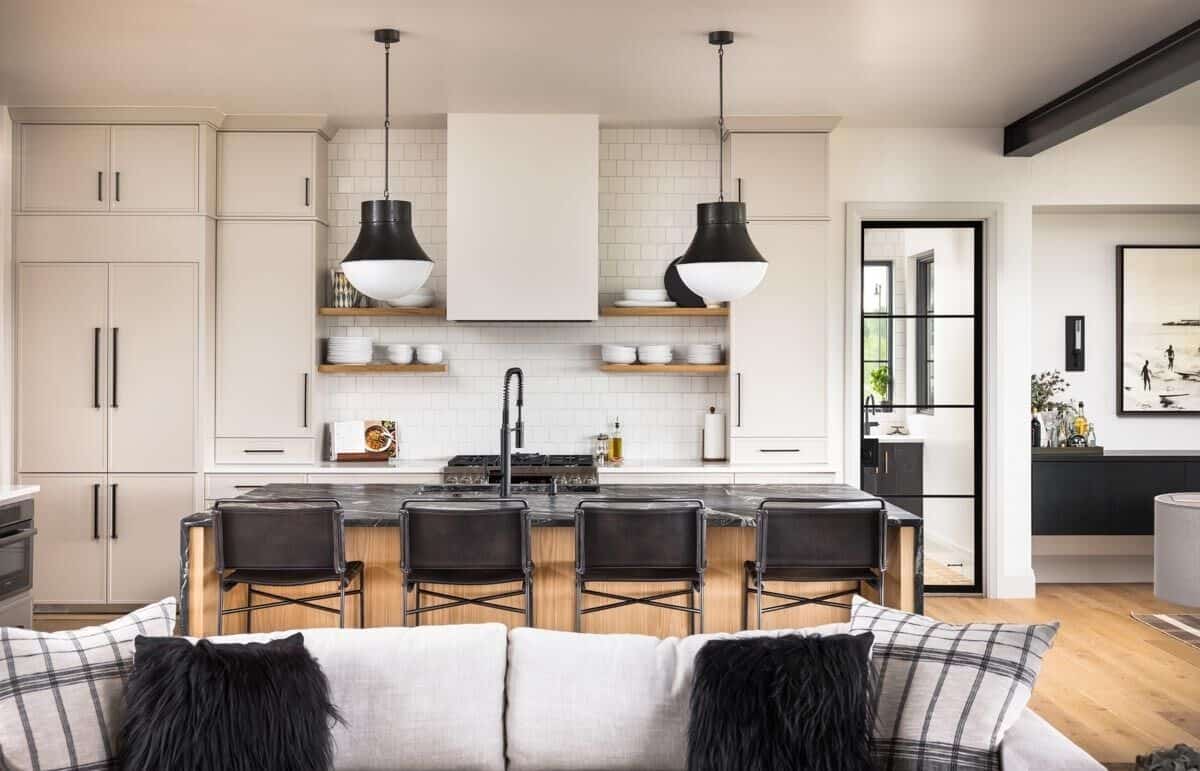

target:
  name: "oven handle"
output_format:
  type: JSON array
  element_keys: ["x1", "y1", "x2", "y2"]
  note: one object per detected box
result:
[{"x1": 0, "y1": 528, "x2": 35, "y2": 547}]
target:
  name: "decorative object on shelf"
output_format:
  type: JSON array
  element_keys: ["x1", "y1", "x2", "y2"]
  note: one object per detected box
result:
[
  {"x1": 675, "y1": 31, "x2": 767, "y2": 303},
  {"x1": 1031, "y1": 408, "x2": 1041, "y2": 449},
  {"x1": 1031, "y1": 370, "x2": 1072, "y2": 446},
  {"x1": 594, "y1": 434, "x2": 611, "y2": 467},
  {"x1": 664, "y1": 256, "x2": 705, "y2": 308},
  {"x1": 1071, "y1": 402, "x2": 1090, "y2": 443},
  {"x1": 329, "y1": 270, "x2": 362, "y2": 308},
  {"x1": 329, "y1": 419, "x2": 398, "y2": 461},
  {"x1": 1065, "y1": 315, "x2": 1085, "y2": 371},
  {"x1": 1117, "y1": 245, "x2": 1200, "y2": 414},
  {"x1": 341, "y1": 29, "x2": 434, "y2": 304},
  {"x1": 703, "y1": 406, "x2": 726, "y2": 461}
]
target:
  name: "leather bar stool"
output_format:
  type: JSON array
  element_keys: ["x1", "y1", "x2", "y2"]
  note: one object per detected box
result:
[
  {"x1": 574, "y1": 498, "x2": 706, "y2": 634},
  {"x1": 213, "y1": 498, "x2": 364, "y2": 634},
  {"x1": 744, "y1": 496, "x2": 888, "y2": 630},
  {"x1": 399, "y1": 498, "x2": 533, "y2": 626}
]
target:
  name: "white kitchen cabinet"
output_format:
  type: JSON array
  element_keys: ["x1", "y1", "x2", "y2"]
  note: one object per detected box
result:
[
  {"x1": 18, "y1": 124, "x2": 110, "y2": 212},
  {"x1": 108, "y1": 263, "x2": 197, "y2": 472},
  {"x1": 216, "y1": 220, "x2": 321, "y2": 440},
  {"x1": 106, "y1": 474, "x2": 197, "y2": 604},
  {"x1": 22, "y1": 474, "x2": 109, "y2": 604},
  {"x1": 109, "y1": 125, "x2": 199, "y2": 212},
  {"x1": 447, "y1": 114, "x2": 598, "y2": 321},
  {"x1": 217, "y1": 132, "x2": 327, "y2": 221},
  {"x1": 17, "y1": 263, "x2": 109, "y2": 473},
  {"x1": 729, "y1": 220, "x2": 828, "y2": 457},
  {"x1": 727, "y1": 132, "x2": 828, "y2": 219}
]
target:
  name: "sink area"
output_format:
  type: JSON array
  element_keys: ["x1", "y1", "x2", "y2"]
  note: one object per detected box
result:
[{"x1": 415, "y1": 483, "x2": 597, "y2": 497}]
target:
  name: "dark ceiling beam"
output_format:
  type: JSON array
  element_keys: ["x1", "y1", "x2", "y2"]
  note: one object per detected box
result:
[{"x1": 1004, "y1": 18, "x2": 1200, "y2": 156}]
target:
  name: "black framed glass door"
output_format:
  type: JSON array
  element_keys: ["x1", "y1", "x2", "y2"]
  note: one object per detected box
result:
[{"x1": 860, "y1": 222, "x2": 983, "y2": 593}]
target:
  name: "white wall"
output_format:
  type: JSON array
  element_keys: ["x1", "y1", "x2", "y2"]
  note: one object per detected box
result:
[
  {"x1": 0, "y1": 107, "x2": 12, "y2": 487},
  {"x1": 321, "y1": 127, "x2": 728, "y2": 460},
  {"x1": 1033, "y1": 212, "x2": 1200, "y2": 450}
]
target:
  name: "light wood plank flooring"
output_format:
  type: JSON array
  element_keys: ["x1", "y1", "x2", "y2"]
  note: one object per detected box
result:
[{"x1": 928, "y1": 584, "x2": 1200, "y2": 769}]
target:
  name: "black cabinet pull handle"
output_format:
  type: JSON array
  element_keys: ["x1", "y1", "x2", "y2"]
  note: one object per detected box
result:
[
  {"x1": 97, "y1": 171, "x2": 103, "y2": 201},
  {"x1": 737, "y1": 177, "x2": 743, "y2": 202},
  {"x1": 304, "y1": 177, "x2": 311, "y2": 207},
  {"x1": 302, "y1": 373, "x2": 309, "y2": 428},
  {"x1": 111, "y1": 328, "x2": 119, "y2": 408},
  {"x1": 243, "y1": 449, "x2": 285, "y2": 454},
  {"x1": 110, "y1": 484, "x2": 118, "y2": 540},
  {"x1": 92, "y1": 483, "x2": 100, "y2": 540},
  {"x1": 115, "y1": 171, "x2": 120, "y2": 202},
  {"x1": 232, "y1": 485, "x2": 262, "y2": 490},
  {"x1": 759, "y1": 448, "x2": 800, "y2": 453},
  {"x1": 93, "y1": 327, "x2": 101, "y2": 409}
]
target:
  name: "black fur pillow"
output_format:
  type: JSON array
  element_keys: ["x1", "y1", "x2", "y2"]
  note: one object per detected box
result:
[
  {"x1": 120, "y1": 632, "x2": 341, "y2": 771},
  {"x1": 687, "y1": 632, "x2": 876, "y2": 771}
]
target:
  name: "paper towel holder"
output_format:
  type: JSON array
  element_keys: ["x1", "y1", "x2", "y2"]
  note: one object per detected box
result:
[{"x1": 702, "y1": 406, "x2": 727, "y2": 462}]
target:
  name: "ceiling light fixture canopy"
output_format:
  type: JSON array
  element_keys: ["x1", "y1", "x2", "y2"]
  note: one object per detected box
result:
[
  {"x1": 676, "y1": 31, "x2": 767, "y2": 303},
  {"x1": 341, "y1": 28, "x2": 434, "y2": 302}
]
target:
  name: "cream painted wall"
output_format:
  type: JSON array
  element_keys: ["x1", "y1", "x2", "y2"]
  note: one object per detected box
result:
[{"x1": 0, "y1": 107, "x2": 12, "y2": 487}]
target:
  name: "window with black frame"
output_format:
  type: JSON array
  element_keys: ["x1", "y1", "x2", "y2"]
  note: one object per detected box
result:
[{"x1": 862, "y1": 262, "x2": 893, "y2": 408}]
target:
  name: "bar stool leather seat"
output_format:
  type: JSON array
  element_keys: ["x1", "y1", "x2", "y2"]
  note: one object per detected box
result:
[{"x1": 223, "y1": 561, "x2": 364, "y2": 591}]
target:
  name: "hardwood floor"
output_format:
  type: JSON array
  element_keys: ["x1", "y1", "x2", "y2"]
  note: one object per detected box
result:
[{"x1": 928, "y1": 584, "x2": 1200, "y2": 768}]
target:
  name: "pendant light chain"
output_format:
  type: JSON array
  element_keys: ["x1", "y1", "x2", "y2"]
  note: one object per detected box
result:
[
  {"x1": 717, "y1": 43, "x2": 725, "y2": 203},
  {"x1": 384, "y1": 40, "x2": 391, "y2": 200}
]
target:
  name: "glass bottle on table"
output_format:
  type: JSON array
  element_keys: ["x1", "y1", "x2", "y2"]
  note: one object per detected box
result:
[
  {"x1": 608, "y1": 418, "x2": 623, "y2": 464},
  {"x1": 1073, "y1": 402, "x2": 1089, "y2": 439}
]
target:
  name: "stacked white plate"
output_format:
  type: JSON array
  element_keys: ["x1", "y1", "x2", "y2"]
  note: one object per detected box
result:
[
  {"x1": 614, "y1": 288, "x2": 676, "y2": 308},
  {"x1": 601, "y1": 344, "x2": 637, "y2": 364},
  {"x1": 686, "y1": 343, "x2": 723, "y2": 365},
  {"x1": 637, "y1": 344, "x2": 673, "y2": 365},
  {"x1": 327, "y1": 337, "x2": 374, "y2": 365}
]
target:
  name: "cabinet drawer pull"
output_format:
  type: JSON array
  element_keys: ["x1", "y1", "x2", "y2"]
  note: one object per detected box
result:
[
  {"x1": 759, "y1": 448, "x2": 801, "y2": 453},
  {"x1": 243, "y1": 449, "x2": 286, "y2": 454},
  {"x1": 110, "y1": 484, "x2": 118, "y2": 540},
  {"x1": 737, "y1": 177, "x2": 743, "y2": 202},
  {"x1": 97, "y1": 171, "x2": 103, "y2": 202},
  {"x1": 304, "y1": 177, "x2": 311, "y2": 207},
  {"x1": 92, "y1": 483, "x2": 100, "y2": 540},
  {"x1": 93, "y1": 327, "x2": 101, "y2": 409},
  {"x1": 232, "y1": 484, "x2": 263, "y2": 489}
]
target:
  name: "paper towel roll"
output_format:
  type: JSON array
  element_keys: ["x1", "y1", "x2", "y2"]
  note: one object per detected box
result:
[{"x1": 703, "y1": 409, "x2": 726, "y2": 461}]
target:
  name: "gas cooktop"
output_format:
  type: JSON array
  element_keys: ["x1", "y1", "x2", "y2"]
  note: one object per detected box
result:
[{"x1": 446, "y1": 454, "x2": 594, "y2": 468}]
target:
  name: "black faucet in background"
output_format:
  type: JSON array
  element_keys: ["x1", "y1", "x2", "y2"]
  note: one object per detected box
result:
[
  {"x1": 500, "y1": 367, "x2": 524, "y2": 497},
  {"x1": 863, "y1": 394, "x2": 879, "y2": 436}
]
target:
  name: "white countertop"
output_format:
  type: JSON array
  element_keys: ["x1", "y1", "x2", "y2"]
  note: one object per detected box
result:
[
  {"x1": 207, "y1": 459, "x2": 837, "y2": 476},
  {"x1": 0, "y1": 485, "x2": 40, "y2": 506}
]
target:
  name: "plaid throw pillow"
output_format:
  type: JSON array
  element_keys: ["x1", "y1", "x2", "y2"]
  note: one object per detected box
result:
[
  {"x1": 0, "y1": 598, "x2": 176, "y2": 771},
  {"x1": 850, "y1": 596, "x2": 1058, "y2": 771}
]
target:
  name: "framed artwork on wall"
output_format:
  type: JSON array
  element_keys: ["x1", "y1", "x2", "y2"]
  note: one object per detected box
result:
[{"x1": 1117, "y1": 245, "x2": 1200, "y2": 415}]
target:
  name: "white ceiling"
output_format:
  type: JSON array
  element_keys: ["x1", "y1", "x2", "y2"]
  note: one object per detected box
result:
[{"x1": 1, "y1": 0, "x2": 1198, "y2": 129}]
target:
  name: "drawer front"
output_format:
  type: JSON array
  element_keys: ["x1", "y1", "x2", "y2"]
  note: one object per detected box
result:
[
  {"x1": 729, "y1": 438, "x2": 827, "y2": 464},
  {"x1": 214, "y1": 438, "x2": 315, "y2": 465},
  {"x1": 205, "y1": 473, "x2": 307, "y2": 500}
]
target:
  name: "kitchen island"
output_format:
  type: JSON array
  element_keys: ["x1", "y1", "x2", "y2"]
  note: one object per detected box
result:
[{"x1": 181, "y1": 483, "x2": 922, "y2": 636}]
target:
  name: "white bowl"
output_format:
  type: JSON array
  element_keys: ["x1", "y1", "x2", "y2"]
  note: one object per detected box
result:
[
  {"x1": 601, "y1": 346, "x2": 637, "y2": 364},
  {"x1": 416, "y1": 346, "x2": 444, "y2": 364},
  {"x1": 387, "y1": 288, "x2": 436, "y2": 308},
  {"x1": 624, "y1": 288, "x2": 669, "y2": 302},
  {"x1": 386, "y1": 344, "x2": 414, "y2": 364}
]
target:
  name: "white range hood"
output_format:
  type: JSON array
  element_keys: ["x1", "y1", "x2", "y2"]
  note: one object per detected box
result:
[{"x1": 446, "y1": 113, "x2": 599, "y2": 321}]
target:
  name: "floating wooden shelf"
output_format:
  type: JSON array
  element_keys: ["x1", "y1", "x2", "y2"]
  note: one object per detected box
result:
[
  {"x1": 318, "y1": 307, "x2": 446, "y2": 317},
  {"x1": 599, "y1": 306, "x2": 728, "y2": 317},
  {"x1": 318, "y1": 363, "x2": 447, "y2": 374},
  {"x1": 599, "y1": 363, "x2": 728, "y2": 374}
]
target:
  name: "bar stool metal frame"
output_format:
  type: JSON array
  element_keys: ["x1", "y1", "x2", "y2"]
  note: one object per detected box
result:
[
  {"x1": 399, "y1": 498, "x2": 534, "y2": 627},
  {"x1": 212, "y1": 498, "x2": 365, "y2": 635},
  {"x1": 574, "y1": 498, "x2": 707, "y2": 634},
  {"x1": 744, "y1": 496, "x2": 888, "y2": 630}
]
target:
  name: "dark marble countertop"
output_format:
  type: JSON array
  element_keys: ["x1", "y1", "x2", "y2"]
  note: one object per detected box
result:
[
  {"x1": 182, "y1": 482, "x2": 922, "y2": 528},
  {"x1": 1032, "y1": 449, "x2": 1200, "y2": 461}
]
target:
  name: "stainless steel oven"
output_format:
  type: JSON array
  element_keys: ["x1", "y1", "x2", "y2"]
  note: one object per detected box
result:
[{"x1": 0, "y1": 498, "x2": 35, "y2": 606}]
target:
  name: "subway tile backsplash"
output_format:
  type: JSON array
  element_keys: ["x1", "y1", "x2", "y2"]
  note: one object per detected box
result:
[{"x1": 321, "y1": 127, "x2": 728, "y2": 460}]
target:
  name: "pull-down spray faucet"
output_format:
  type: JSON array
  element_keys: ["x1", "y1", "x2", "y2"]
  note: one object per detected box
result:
[{"x1": 500, "y1": 368, "x2": 524, "y2": 497}]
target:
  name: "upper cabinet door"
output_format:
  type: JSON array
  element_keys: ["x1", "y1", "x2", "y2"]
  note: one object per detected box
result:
[
  {"x1": 108, "y1": 263, "x2": 198, "y2": 472},
  {"x1": 729, "y1": 221, "x2": 828, "y2": 439},
  {"x1": 109, "y1": 125, "x2": 199, "y2": 212},
  {"x1": 216, "y1": 221, "x2": 317, "y2": 438},
  {"x1": 727, "y1": 133, "x2": 828, "y2": 219},
  {"x1": 17, "y1": 263, "x2": 109, "y2": 472},
  {"x1": 218, "y1": 132, "x2": 319, "y2": 219},
  {"x1": 19, "y1": 124, "x2": 110, "y2": 212}
]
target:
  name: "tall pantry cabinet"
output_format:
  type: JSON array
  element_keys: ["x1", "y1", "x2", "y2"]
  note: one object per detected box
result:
[
  {"x1": 724, "y1": 119, "x2": 836, "y2": 467},
  {"x1": 13, "y1": 109, "x2": 215, "y2": 608}
]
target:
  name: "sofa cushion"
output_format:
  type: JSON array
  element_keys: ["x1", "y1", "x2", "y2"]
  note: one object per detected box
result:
[
  {"x1": 206, "y1": 623, "x2": 508, "y2": 771},
  {"x1": 850, "y1": 596, "x2": 1059, "y2": 771},
  {"x1": 0, "y1": 598, "x2": 177, "y2": 771},
  {"x1": 504, "y1": 623, "x2": 847, "y2": 771}
]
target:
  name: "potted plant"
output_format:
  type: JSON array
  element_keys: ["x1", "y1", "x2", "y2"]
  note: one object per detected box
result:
[
  {"x1": 869, "y1": 365, "x2": 891, "y2": 405},
  {"x1": 1031, "y1": 371, "x2": 1071, "y2": 447}
]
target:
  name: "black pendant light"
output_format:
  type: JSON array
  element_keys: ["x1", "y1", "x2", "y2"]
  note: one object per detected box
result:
[
  {"x1": 341, "y1": 28, "x2": 434, "y2": 302},
  {"x1": 676, "y1": 31, "x2": 767, "y2": 303}
]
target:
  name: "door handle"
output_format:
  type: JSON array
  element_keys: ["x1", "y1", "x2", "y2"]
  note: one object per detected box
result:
[
  {"x1": 883, "y1": 450, "x2": 890, "y2": 475},
  {"x1": 93, "y1": 327, "x2": 101, "y2": 409},
  {"x1": 111, "y1": 328, "x2": 119, "y2": 408},
  {"x1": 110, "y1": 484, "x2": 118, "y2": 540},
  {"x1": 115, "y1": 171, "x2": 120, "y2": 202},
  {"x1": 97, "y1": 171, "x2": 103, "y2": 202},
  {"x1": 304, "y1": 177, "x2": 311, "y2": 207},
  {"x1": 303, "y1": 373, "x2": 309, "y2": 428},
  {"x1": 92, "y1": 483, "x2": 100, "y2": 539},
  {"x1": 737, "y1": 177, "x2": 743, "y2": 202},
  {"x1": 735, "y1": 372, "x2": 742, "y2": 428}
]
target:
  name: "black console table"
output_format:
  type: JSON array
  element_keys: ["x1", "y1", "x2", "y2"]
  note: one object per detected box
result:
[{"x1": 1032, "y1": 450, "x2": 1200, "y2": 535}]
